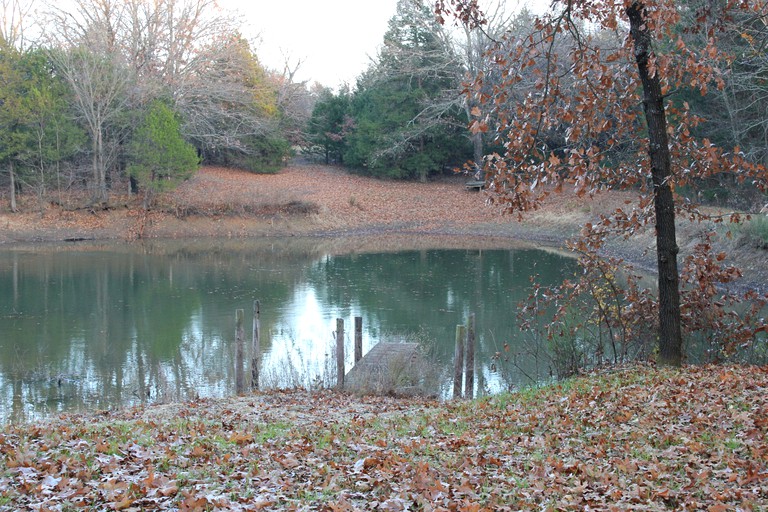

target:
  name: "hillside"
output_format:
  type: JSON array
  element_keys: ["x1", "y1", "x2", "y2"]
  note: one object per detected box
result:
[
  {"x1": 1, "y1": 162, "x2": 766, "y2": 291},
  {"x1": 0, "y1": 164, "x2": 582, "y2": 243}
]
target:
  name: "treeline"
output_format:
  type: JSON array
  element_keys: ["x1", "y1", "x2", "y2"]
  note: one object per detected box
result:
[
  {"x1": 308, "y1": 0, "x2": 768, "y2": 208},
  {"x1": 2, "y1": 0, "x2": 767, "y2": 210},
  {"x1": 307, "y1": 0, "x2": 482, "y2": 182},
  {"x1": 0, "y1": 0, "x2": 310, "y2": 210}
]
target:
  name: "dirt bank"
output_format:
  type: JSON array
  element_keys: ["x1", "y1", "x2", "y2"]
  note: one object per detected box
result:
[{"x1": 0, "y1": 161, "x2": 765, "y2": 291}]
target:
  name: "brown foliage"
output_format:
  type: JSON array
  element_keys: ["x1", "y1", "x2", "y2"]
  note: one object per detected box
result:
[
  {"x1": 440, "y1": 0, "x2": 768, "y2": 365},
  {"x1": 1, "y1": 365, "x2": 766, "y2": 509}
]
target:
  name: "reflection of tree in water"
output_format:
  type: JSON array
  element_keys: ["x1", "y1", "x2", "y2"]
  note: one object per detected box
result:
[
  {"x1": 0, "y1": 243, "x2": 314, "y2": 421},
  {"x1": 0, "y1": 242, "x2": 578, "y2": 420},
  {"x1": 304, "y1": 249, "x2": 576, "y2": 391},
  {"x1": 0, "y1": 250, "x2": 204, "y2": 421}
]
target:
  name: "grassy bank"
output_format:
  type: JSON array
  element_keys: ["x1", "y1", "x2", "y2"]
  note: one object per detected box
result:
[{"x1": 1, "y1": 364, "x2": 766, "y2": 510}]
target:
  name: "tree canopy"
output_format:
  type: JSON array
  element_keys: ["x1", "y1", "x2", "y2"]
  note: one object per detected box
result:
[
  {"x1": 0, "y1": 0, "x2": 308, "y2": 208},
  {"x1": 437, "y1": 0, "x2": 768, "y2": 366},
  {"x1": 0, "y1": 42, "x2": 84, "y2": 210},
  {"x1": 310, "y1": 0, "x2": 473, "y2": 181}
]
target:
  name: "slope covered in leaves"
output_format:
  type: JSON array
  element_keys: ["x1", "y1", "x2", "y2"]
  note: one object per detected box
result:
[
  {"x1": 2, "y1": 163, "x2": 767, "y2": 292},
  {"x1": 1, "y1": 365, "x2": 766, "y2": 510}
]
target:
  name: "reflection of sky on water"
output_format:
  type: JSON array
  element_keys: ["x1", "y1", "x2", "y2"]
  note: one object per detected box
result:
[
  {"x1": 0, "y1": 243, "x2": 577, "y2": 423},
  {"x1": 261, "y1": 284, "x2": 377, "y2": 388}
]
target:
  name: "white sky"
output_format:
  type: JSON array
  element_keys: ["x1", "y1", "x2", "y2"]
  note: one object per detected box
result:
[
  {"x1": 222, "y1": 0, "x2": 400, "y2": 89},
  {"x1": 224, "y1": 0, "x2": 552, "y2": 89}
]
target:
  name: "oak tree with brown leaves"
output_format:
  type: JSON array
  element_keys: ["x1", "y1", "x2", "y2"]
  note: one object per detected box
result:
[{"x1": 437, "y1": 0, "x2": 768, "y2": 366}]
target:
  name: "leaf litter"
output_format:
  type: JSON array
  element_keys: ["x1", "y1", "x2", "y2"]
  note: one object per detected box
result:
[{"x1": 1, "y1": 364, "x2": 766, "y2": 510}]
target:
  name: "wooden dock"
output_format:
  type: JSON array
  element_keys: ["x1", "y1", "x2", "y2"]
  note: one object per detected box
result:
[
  {"x1": 465, "y1": 180, "x2": 485, "y2": 191},
  {"x1": 345, "y1": 342, "x2": 424, "y2": 394}
]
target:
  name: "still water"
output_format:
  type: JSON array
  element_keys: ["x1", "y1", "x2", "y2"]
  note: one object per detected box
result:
[{"x1": 0, "y1": 238, "x2": 577, "y2": 422}]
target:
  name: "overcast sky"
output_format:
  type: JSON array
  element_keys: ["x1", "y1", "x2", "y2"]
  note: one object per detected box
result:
[
  {"x1": 221, "y1": 0, "x2": 552, "y2": 90},
  {"x1": 222, "y1": 0, "x2": 400, "y2": 89}
]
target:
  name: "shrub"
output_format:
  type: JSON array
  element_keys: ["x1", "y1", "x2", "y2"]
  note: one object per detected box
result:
[{"x1": 127, "y1": 101, "x2": 200, "y2": 208}]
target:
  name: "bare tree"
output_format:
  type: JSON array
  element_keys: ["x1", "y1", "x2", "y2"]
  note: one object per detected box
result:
[
  {"x1": 452, "y1": 1, "x2": 523, "y2": 171},
  {"x1": 271, "y1": 57, "x2": 317, "y2": 148},
  {"x1": 48, "y1": 47, "x2": 131, "y2": 205},
  {"x1": 0, "y1": 0, "x2": 36, "y2": 49},
  {"x1": 42, "y1": 0, "x2": 280, "y2": 195},
  {"x1": 719, "y1": 9, "x2": 768, "y2": 168},
  {"x1": 44, "y1": 0, "x2": 132, "y2": 205},
  {"x1": 177, "y1": 33, "x2": 280, "y2": 159},
  {"x1": 106, "y1": 0, "x2": 280, "y2": 161},
  {"x1": 118, "y1": 0, "x2": 236, "y2": 91}
]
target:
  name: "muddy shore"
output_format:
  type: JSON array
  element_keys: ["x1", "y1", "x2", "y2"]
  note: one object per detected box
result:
[{"x1": 0, "y1": 162, "x2": 765, "y2": 292}]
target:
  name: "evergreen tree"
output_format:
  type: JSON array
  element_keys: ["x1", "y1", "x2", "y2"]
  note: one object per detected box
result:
[
  {"x1": 307, "y1": 86, "x2": 352, "y2": 165},
  {"x1": 19, "y1": 48, "x2": 86, "y2": 204},
  {"x1": 344, "y1": 0, "x2": 471, "y2": 181},
  {"x1": 0, "y1": 41, "x2": 30, "y2": 211},
  {"x1": 0, "y1": 43, "x2": 84, "y2": 210},
  {"x1": 127, "y1": 100, "x2": 199, "y2": 208}
]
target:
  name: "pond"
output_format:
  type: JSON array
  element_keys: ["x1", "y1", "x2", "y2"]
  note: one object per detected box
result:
[{"x1": 0, "y1": 237, "x2": 578, "y2": 423}]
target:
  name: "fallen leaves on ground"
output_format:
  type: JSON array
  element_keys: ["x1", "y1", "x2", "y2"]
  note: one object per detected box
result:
[
  {"x1": 169, "y1": 165, "x2": 508, "y2": 232},
  {"x1": 3, "y1": 163, "x2": 766, "y2": 292},
  {"x1": 0, "y1": 163, "x2": 610, "y2": 244},
  {"x1": 1, "y1": 364, "x2": 766, "y2": 510}
]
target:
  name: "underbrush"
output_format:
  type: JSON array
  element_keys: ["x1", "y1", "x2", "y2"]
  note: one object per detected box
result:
[
  {"x1": 735, "y1": 214, "x2": 768, "y2": 250},
  {"x1": 166, "y1": 199, "x2": 320, "y2": 219}
]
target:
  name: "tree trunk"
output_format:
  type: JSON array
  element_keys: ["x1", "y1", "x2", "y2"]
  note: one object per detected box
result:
[
  {"x1": 92, "y1": 121, "x2": 108, "y2": 206},
  {"x1": 627, "y1": 2, "x2": 683, "y2": 366},
  {"x1": 9, "y1": 162, "x2": 18, "y2": 213},
  {"x1": 464, "y1": 98, "x2": 484, "y2": 178},
  {"x1": 472, "y1": 132, "x2": 483, "y2": 176}
]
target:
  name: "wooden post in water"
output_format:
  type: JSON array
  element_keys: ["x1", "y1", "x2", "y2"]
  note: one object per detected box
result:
[
  {"x1": 354, "y1": 316, "x2": 363, "y2": 364},
  {"x1": 453, "y1": 324, "x2": 466, "y2": 399},
  {"x1": 465, "y1": 313, "x2": 476, "y2": 399},
  {"x1": 235, "y1": 309, "x2": 245, "y2": 394},
  {"x1": 251, "y1": 300, "x2": 261, "y2": 391},
  {"x1": 336, "y1": 318, "x2": 345, "y2": 389}
]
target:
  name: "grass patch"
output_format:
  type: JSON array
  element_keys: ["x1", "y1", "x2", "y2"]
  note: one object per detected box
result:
[
  {"x1": 736, "y1": 214, "x2": 768, "y2": 249},
  {"x1": 254, "y1": 421, "x2": 291, "y2": 443}
]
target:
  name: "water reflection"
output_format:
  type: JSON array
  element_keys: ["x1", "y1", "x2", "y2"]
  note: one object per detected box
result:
[{"x1": 0, "y1": 238, "x2": 576, "y2": 422}]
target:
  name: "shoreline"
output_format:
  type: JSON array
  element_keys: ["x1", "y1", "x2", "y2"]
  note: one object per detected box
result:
[{"x1": 0, "y1": 163, "x2": 765, "y2": 292}]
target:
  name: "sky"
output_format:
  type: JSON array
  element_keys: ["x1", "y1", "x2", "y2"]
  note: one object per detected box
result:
[{"x1": 222, "y1": 0, "x2": 400, "y2": 89}]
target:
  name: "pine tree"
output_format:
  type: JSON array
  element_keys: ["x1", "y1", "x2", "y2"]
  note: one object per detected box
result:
[
  {"x1": 345, "y1": 0, "x2": 470, "y2": 180},
  {"x1": 127, "y1": 100, "x2": 199, "y2": 208}
]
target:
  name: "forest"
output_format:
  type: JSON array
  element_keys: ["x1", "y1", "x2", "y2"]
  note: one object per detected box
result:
[
  {"x1": 1, "y1": 1, "x2": 768, "y2": 509},
  {"x1": 0, "y1": 0, "x2": 302, "y2": 211},
  {"x1": 2, "y1": 0, "x2": 767, "y2": 203}
]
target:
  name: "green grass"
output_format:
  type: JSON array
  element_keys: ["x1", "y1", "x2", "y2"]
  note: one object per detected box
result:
[
  {"x1": 739, "y1": 214, "x2": 768, "y2": 249},
  {"x1": 253, "y1": 421, "x2": 290, "y2": 443}
]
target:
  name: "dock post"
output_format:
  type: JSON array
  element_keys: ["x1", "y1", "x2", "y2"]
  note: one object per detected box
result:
[
  {"x1": 354, "y1": 316, "x2": 363, "y2": 364},
  {"x1": 336, "y1": 318, "x2": 345, "y2": 389},
  {"x1": 465, "y1": 313, "x2": 475, "y2": 398},
  {"x1": 453, "y1": 324, "x2": 466, "y2": 399},
  {"x1": 251, "y1": 300, "x2": 260, "y2": 391},
  {"x1": 235, "y1": 309, "x2": 245, "y2": 394}
]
